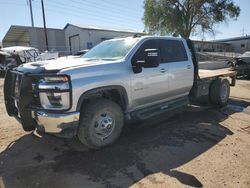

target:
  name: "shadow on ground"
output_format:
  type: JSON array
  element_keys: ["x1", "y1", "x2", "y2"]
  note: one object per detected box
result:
[{"x1": 1, "y1": 99, "x2": 249, "y2": 188}]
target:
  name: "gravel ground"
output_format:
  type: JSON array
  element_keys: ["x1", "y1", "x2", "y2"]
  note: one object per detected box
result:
[{"x1": 0, "y1": 78, "x2": 249, "y2": 188}]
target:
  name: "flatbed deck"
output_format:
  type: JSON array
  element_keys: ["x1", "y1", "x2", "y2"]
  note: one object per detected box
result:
[{"x1": 199, "y1": 68, "x2": 237, "y2": 79}]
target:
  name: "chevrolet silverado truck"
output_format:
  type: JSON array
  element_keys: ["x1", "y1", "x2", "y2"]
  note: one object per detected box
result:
[{"x1": 4, "y1": 36, "x2": 236, "y2": 149}]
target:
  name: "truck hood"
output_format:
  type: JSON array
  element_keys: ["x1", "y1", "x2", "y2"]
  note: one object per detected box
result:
[{"x1": 18, "y1": 57, "x2": 120, "y2": 72}]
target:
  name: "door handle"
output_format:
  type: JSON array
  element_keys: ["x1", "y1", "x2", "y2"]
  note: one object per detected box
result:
[
  {"x1": 187, "y1": 65, "x2": 192, "y2": 69},
  {"x1": 159, "y1": 68, "x2": 166, "y2": 73}
]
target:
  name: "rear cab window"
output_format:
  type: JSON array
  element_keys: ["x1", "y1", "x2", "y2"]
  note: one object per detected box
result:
[{"x1": 159, "y1": 39, "x2": 188, "y2": 63}]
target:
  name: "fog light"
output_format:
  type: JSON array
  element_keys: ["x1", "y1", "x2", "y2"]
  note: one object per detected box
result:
[
  {"x1": 39, "y1": 92, "x2": 70, "y2": 110},
  {"x1": 47, "y1": 93, "x2": 62, "y2": 107}
]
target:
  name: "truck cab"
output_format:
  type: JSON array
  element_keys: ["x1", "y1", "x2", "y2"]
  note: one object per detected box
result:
[{"x1": 129, "y1": 37, "x2": 193, "y2": 110}]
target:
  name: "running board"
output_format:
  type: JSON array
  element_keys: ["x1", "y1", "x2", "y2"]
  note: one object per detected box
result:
[{"x1": 131, "y1": 97, "x2": 189, "y2": 120}]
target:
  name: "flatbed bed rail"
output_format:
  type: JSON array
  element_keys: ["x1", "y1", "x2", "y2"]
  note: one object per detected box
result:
[{"x1": 199, "y1": 68, "x2": 237, "y2": 79}]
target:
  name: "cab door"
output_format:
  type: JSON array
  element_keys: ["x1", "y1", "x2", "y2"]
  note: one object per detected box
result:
[
  {"x1": 130, "y1": 39, "x2": 170, "y2": 110},
  {"x1": 160, "y1": 39, "x2": 193, "y2": 98}
]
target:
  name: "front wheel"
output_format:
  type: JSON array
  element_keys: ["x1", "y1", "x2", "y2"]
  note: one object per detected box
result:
[{"x1": 77, "y1": 99, "x2": 124, "y2": 149}]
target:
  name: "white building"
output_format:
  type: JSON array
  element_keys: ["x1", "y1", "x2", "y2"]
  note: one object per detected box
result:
[
  {"x1": 64, "y1": 24, "x2": 144, "y2": 54},
  {"x1": 216, "y1": 36, "x2": 250, "y2": 53}
]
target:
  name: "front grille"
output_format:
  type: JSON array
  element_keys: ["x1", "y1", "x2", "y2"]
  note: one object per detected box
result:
[
  {"x1": 8, "y1": 70, "x2": 42, "y2": 110},
  {"x1": 4, "y1": 69, "x2": 39, "y2": 131}
]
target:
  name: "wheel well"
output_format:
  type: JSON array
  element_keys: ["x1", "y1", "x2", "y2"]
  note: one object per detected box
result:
[{"x1": 77, "y1": 87, "x2": 128, "y2": 112}]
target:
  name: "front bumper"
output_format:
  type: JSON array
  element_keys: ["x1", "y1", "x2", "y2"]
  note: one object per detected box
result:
[
  {"x1": 4, "y1": 69, "x2": 77, "y2": 137},
  {"x1": 32, "y1": 111, "x2": 80, "y2": 134}
]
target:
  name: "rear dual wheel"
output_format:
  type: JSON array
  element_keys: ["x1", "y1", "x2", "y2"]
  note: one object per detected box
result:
[{"x1": 209, "y1": 78, "x2": 230, "y2": 107}]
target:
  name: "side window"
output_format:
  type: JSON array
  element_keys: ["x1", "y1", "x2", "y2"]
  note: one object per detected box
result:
[
  {"x1": 132, "y1": 39, "x2": 159, "y2": 64},
  {"x1": 160, "y1": 40, "x2": 188, "y2": 63}
]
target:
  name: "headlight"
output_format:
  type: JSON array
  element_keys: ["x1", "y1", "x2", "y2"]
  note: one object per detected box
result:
[{"x1": 38, "y1": 75, "x2": 71, "y2": 110}]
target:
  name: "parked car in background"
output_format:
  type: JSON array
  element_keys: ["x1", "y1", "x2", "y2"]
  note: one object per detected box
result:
[
  {"x1": 0, "y1": 51, "x2": 11, "y2": 74},
  {"x1": 237, "y1": 51, "x2": 250, "y2": 63},
  {"x1": 58, "y1": 49, "x2": 89, "y2": 60},
  {"x1": 74, "y1": 49, "x2": 89, "y2": 56},
  {"x1": 1, "y1": 46, "x2": 40, "y2": 63},
  {"x1": 0, "y1": 46, "x2": 59, "y2": 73},
  {"x1": 40, "y1": 51, "x2": 59, "y2": 60},
  {"x1": 0, "y1": 50, "x2": 25, "y2": 74},
  {"x1": 233, "y1": 51, "x2": 250, "y2": 78}
]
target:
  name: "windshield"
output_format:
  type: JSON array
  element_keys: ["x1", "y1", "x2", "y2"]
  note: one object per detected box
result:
[{"x1": 82, "y1": 38, "x2": 139, "y2": 61}]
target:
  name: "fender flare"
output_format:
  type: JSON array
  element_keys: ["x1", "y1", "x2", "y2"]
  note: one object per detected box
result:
[{"x1": 76, "y1": 85, "x2": 129, "y2": 112}]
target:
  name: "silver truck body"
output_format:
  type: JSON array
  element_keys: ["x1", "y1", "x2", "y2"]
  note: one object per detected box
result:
[
  {"x1": 11, "y1": 36, "x2": 239, "y2": 150},
  {"x1": 21, "y1": 36, "x2": 193, "y2": 133},
  {"x1": 4, "y1": 36, "x2": 236, "y2": 148}
]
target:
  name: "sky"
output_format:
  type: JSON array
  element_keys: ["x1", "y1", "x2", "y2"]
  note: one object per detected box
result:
[{"x1": 0, "y1": 0, "x2": 249, "y2": 42}]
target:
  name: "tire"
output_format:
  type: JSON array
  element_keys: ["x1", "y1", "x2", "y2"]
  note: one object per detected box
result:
[
  {"x1": 77, "y1": 99, "x2": 124, "y2": 149},
  {"x1": 209, "y1": 78, "x2": 230, "y2": 107}
]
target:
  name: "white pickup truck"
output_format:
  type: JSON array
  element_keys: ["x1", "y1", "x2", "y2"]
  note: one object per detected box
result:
[{"x1": 4, "y1": 36, "x2": 236, "y2": 149}]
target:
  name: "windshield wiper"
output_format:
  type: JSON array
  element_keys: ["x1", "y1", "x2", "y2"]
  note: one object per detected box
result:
[
  {"x1": 83, "y1": 58, "x2": 102, "y2": 61},
  {"x1": 100, "y1": 58, "x2": 121, "y2": 61},
  {"x1": 83, "y1": 57, "x2": 120, "y2": 61}
]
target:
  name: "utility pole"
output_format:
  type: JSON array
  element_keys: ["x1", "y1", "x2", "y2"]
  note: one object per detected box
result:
[
  {"x1": 241, "y1": 28, "x2": 245, "y2": 36},
  {"x1": 29, "y1": 0, "x2": 34, "y2": 27},
  {"x1": 41, "y1": 0, "x2": 49, "y2": 51}
]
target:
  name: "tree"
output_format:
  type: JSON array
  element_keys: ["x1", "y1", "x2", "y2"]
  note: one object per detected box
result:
[{"x1": 143, "y1": 0, "x2": 240, "y2": 38}]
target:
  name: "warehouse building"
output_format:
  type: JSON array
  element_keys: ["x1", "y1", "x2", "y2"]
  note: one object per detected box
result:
[
  {"x1": 64, "y1": 24, "x2": 144, "y2": 54},
  {"x1": 4, "y1": 24, "x2": 248, "y2": 55},
  {"x1": 2, "y1": 24, "x2": 144, "y2": 55},
  {"x1": 2, "y1": 25, "x2": 66, "y2": 53},
  {"x1": 193, "y1": 40, "x2": 232, "y2": 52},
  {"x1": 216, "y1": 36, "x2": 250, "y2": 53}
]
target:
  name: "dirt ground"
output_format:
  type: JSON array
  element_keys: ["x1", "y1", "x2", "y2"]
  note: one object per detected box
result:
[{"x1": 0, "y1": 78, "x2": 249, "y2": 188}]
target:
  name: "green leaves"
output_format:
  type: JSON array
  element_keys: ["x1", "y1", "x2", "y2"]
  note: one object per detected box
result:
[{"x1": 143, "y1": 0, "x2": 240, "y2": 38}]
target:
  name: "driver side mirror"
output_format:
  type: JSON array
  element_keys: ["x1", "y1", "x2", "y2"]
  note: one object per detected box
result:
[{"x1": 132, "y1": 49, "x2": 160, "y2": 73}]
